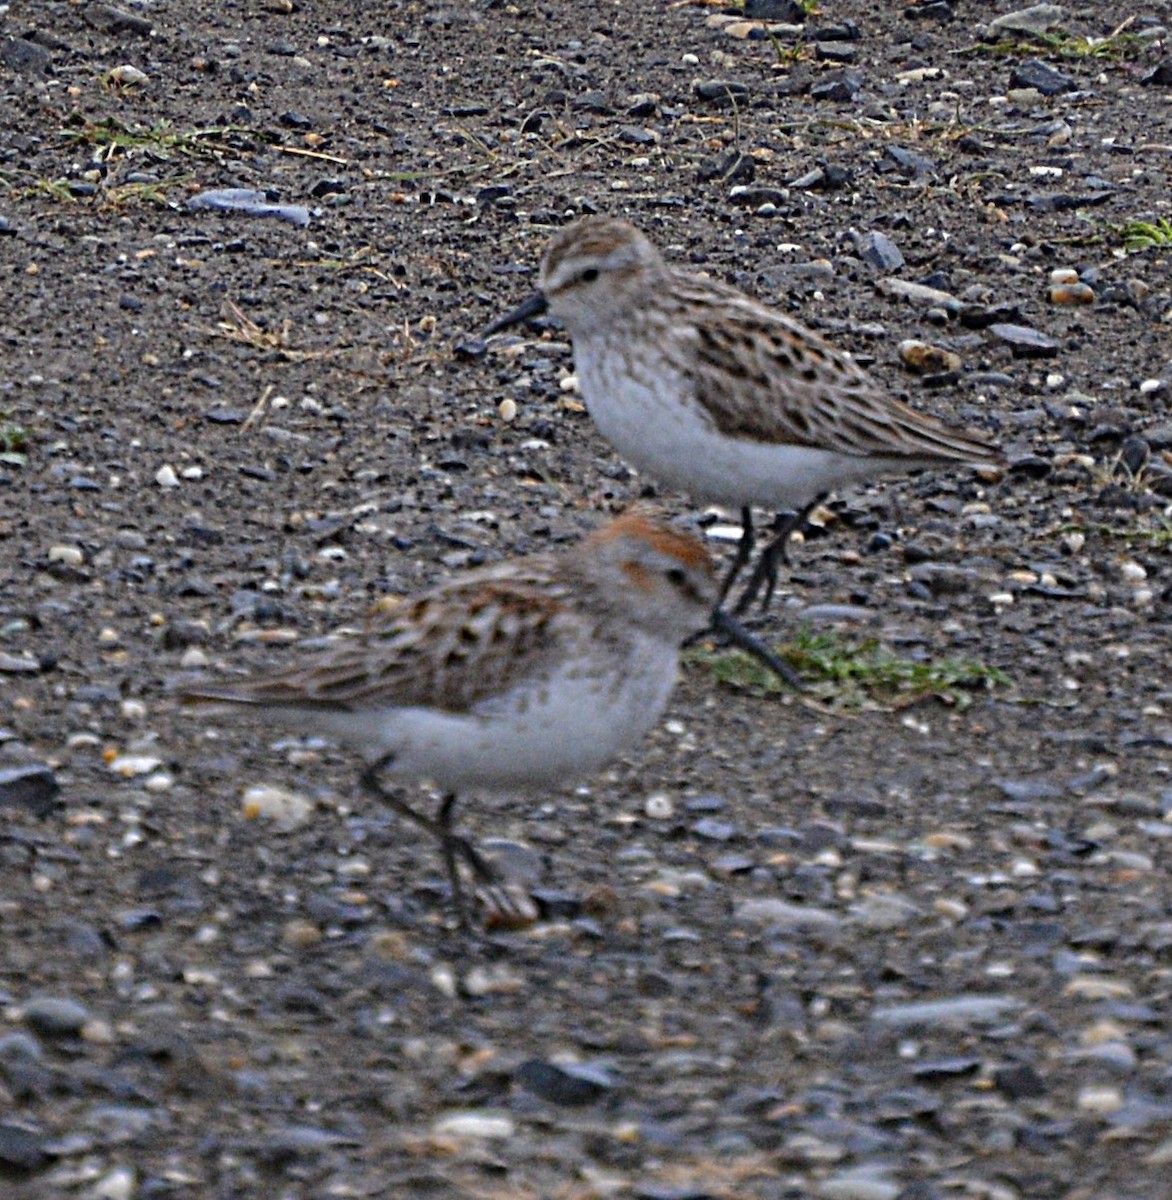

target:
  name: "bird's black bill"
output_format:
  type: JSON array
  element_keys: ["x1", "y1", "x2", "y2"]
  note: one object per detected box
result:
[
  {"x1": 482, "y1": 290, "x2": 549, "y2": 337},
  {"x1": 708, "y1": 607, "x2": 803, "y2": 691}
]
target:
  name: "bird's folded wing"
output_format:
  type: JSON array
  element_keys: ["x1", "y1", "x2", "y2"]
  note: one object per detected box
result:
[
  {"x1": 182, "y1": 572, "x2": 572, "y2": 715},
  {"x1": 670, "y1": 281, "x2": 999, "y2": 463}
]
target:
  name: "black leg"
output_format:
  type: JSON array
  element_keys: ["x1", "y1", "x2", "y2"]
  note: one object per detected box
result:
[
  {"x1": 435, "y1": 793, "x2": 470, "y2": 929},
  {"x1": 360, "y1": 761, "x2": 497, "y2": 927},
  {"x1": 733, "y1": 495, "x2": 824, "y2": 616},
  {"x1": 717, "y1": 506, "x2": 755, "y2": 605},
  {"x1": 709, "y1": 607, "x2": 803, "y2": 690}
]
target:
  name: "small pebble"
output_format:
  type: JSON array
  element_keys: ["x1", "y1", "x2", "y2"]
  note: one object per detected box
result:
[
  {"x1": 23, "y1": 995, "x2": 91, "y2": 1037},
  {"x1": 241, "y1": 784, "x2": 314, "y2": 831},
  {"x1": 107, "y1": 754, "x2": 163, "y2": 778},
  {"x1": 1063, "y1": 976, "x2": 1133, "y2": 1000},
  {"x1": 871, "y1": 995, "x2": 1021, "y2": 1029},
  {"x1": 1049, "y1": 283, "x2": 1095, "y2": 305},
  {"x1": 282, "y1": 919, "x2": 322, "y2": 949},
  {"x1": 815, "y1": 1171, "x2": 900, "y2": 1200},
  {"x1": 849, "y1": 892, "x2": 920, "y2": 931},
  {"x1": 432, "y1": 1111, "x2": 515, "y2": 1139},
  {"x1": 108, "y1": 64, "x2": 148, "y2": 87},
  {"x1": 1077, "y1": 1084, "x2": 1124, "y2": 1114},
  {"x1": 0, "y1": 764, "x2": 60, "y2": 816},
  {"x1": 515, "y1": 1059, "x2": 616, "y2": 1106},
  {"x1": 899, "y1": 339, "x2": 961, "y2": 375},
  {"x1": 155, "y1": 464, "x2": 180, "y2": 488},
  {"x1": 48, "y1": 544, "x2": 84, "y2": 566},
  {"x1": 734, "y1": 898, "x2": 841, "y2": 929},
  {"x1": 463, "y1": 965, "x2": 525, "y2": 997},
  {"x1": 645, "y1": 793, "x2": 674, "y2": 820}
]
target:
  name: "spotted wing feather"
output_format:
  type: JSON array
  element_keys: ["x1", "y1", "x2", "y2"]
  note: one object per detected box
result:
[
  {"x1": 666, "y1": 273, "x2": 1000, "y2": 464},
  {"x1": 182, "y1": 566, "x2": 572, "y2": 715}
]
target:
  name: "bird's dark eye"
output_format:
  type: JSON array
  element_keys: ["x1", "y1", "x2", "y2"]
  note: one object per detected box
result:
[
  {"x1": 580, "y1": 267, "x2": 599, "y2": 283},
  {"x1": 666, "y1": 566, "x2": 688, "y2": 587}
]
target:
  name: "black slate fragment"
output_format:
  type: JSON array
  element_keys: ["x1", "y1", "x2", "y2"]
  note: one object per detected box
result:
[{"x1": 0, "y1": 765, "x2": 60, "y2": 817}]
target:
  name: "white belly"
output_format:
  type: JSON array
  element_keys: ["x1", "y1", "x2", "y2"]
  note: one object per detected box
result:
[
  {"x1": 310, "y1": 639, "x2": 680, "y2": 794},
  {"x1": 579, "y1": 353, "x2": 880, "y2": 511}
]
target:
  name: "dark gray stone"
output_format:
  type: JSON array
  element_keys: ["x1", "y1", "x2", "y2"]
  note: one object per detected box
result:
[
  {"x1": 0, "y1": 765, "x2": 60, "y2": 817},
  {"x1": 0, "y1": 36, "x2": 51, "y2": 74},
  {"x1": 745, "y1": 0, "x2": 804, "y2": 19},
  {"x1": 988, "y1": 323, "x2": 1059, "y2": 357},
  {"x1": 856, "y1": 231, "x2": 905, "y2": 271},
  {"x1": 23, "y1": 996, "x2": 89, "y2": 1037},
  {"x1": 1009, "y1": 59, "x2": 1076, "y2": 95},
  {"x1": 516, "y1": 1059, "x2": 616, "y2": 1106}
]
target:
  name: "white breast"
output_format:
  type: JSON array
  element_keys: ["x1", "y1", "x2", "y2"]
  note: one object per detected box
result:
[
  {"x1": 577, "y1": 347, "x2": 884, "y2": 511},
  {"x1": 313, "y1": 633, "x2": 681, "y2": 795}
]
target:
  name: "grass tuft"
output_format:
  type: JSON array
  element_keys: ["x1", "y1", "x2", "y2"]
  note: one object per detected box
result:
[
  {"x1": 689, "y1": 627, "x2": 1011, "y2": 710},
  {"x1": 965, "y1": 24, "x2": 1151, "y2": 62},
  {"x1": 1065, "y1": 517, "x2": 1172, "y2": 548},
  {"x1": 1118, "y1": 217, "x2": 1172, "y2": 253},
  {"x1": 0, "y1": 417, "x2": 30, "y2": 466},
  {"x1": 59, "y1": 116, "x2": 255, "y2": 159}
]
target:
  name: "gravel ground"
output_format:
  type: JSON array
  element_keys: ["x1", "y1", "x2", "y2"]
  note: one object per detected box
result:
[{"x1": 2, "y1": 1, "x2": 1172, "y2": 1197}]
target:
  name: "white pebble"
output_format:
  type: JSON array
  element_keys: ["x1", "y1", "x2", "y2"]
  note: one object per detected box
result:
[
  {"x1": 241, "y1": 784, "x2": 314, "y2": 831},
  {"x1": 462, "y1": 964, "x2": 525, "y2": 996},
  {"x1": 849, "y1": 892, "x2": 921, "y2": 931},
  {"x1": 644, "y1": 793, "x2": 674, "y2": 820},
  {"x1": 432, "y1": 1111, "x2": 515, "y2": 1139},
  {"x1": 82, "y1": 1018, "x2": 116, "y2": 1044},
  {"x1": 430, "y1": 964, "x2": 458, "y2": 999},
  {"x1": 107, "y1": 754, "x2": 162, "y2": 777},
  {"x1": 1139, "y1": 378, "x2": 1164, "y2": 394},
  {"x1": 155, "y1": 464, "x2": 179, "y2": 488},
  {"x1": 180, "y1": 646, "x2": 209, "y2": 669},
  {"x1": 144, "y1": 772, "x2": 174, "y2": 793},
  {"x1": 681, "y1": 52, "x2": 700, "y2": 66},
  {"x1": 1064, "y1": 976, "x2": 1133, "y2": 1000},
  {"x1": 48, "y1": 544, "x2": 84, "y2": 566},
  {"x1": 108, "y1": 64, "x2": 147, "y2": 86},
  {"x1": 816, "y1": 1172, "x2": 900, "y2": 1200},
  {"x1": 120, "y1": 699, "x2": 146, "y2": 721},
  {"x1": 498, "y1": 398, "x2": 517, "y2": 422},
  {"x1": 1120, "y1": 561, "x2": 1147, "y2": 583},
  {"x1": 1077, "y1": 1084, "x2": 1124, "y2": 1114},
  {"x1": 180, "y1": 465, "x2": 203, "y2": 481},
  {"x1": 90, "y1": 1165, "x2": 136, "y2": 1200}
]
